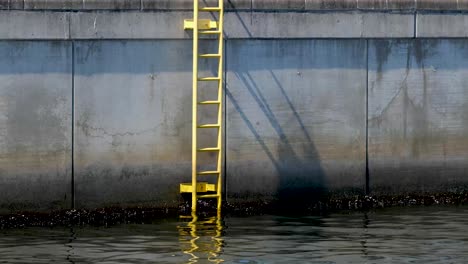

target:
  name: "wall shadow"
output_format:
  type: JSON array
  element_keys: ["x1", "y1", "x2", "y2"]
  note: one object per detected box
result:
[
  {"x1": 227, "y1": 68, "x2": 326, "y2": 209},
  {"x1": 225, "y1": 39, "x2": 369, "y2": 208}
]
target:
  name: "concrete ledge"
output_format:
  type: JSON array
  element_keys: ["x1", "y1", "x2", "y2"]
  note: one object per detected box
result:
[
  {"x1": 83, "y1": 0, "x2": 140, "y2": 10},
  {"x1": 1, "y1": 0, "x2": 468, "y2": 11},
  {"x1": 24, "y1": 0, "x2": 81, "y2": 10},
  {"x1": 0, "y1": 11, "x2": 69, "y2": 39},
  {"x1": 417, "y1": 13, "x2": 468, "y2": 37},
  {"x1": 69, "y1": 11, "x2": 414, "y2": 39},
  {"x1": 70, "y1": 11, "x2": 191, "y2": 39},
  {"x1": 5, "y1": 8, "x2": 468, "y2": 39},
  {"x1": 0, "y1": 0, "x2": 23, "y2": 10},
  {"x1": 226, "y1": 11, "x2": 414, "y2": 38}
]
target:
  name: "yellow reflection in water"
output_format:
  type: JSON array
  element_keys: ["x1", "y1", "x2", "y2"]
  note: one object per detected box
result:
[{"x1": 178, "y1": 210, "x2": 224, "y2": 263}]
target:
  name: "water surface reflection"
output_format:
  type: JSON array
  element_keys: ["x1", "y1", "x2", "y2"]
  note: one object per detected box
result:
[
  {"x1": 0, "y1": 206, "x2": 468, "y2": 263},
  {"x1": 177, "y1": 212, "x2": 224, "y2": 263}
]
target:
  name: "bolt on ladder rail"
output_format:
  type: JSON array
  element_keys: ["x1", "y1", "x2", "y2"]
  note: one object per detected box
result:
[{"x1": 180, "y1": 0, "x2": 224, "y2": 213}]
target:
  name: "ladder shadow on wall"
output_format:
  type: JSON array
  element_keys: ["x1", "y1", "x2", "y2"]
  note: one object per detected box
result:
[{"x1": 227, "y1": 69, "x2": 326, "y2": 208}]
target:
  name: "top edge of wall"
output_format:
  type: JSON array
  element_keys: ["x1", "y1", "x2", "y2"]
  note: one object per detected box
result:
[{"x1": 1, "y1": 0, "x2": 468, "y2": 11}]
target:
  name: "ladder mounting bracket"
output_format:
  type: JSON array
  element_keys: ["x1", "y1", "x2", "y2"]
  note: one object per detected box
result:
[
  {"x1": 184, "y1": 19, "x2": 218, "y2": 30},
  {"x1": 180, "y1": 182, "x2": 216, "y2": 193}
]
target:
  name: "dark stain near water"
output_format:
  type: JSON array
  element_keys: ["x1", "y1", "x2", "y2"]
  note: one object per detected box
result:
[{"x1": 2, "y1": 192, "x2": 468, "y2": 229}]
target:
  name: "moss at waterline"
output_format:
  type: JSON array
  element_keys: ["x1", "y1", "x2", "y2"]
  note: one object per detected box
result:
[{"x1": 1, "y1": 192, "x2": 468, "y2": 229}]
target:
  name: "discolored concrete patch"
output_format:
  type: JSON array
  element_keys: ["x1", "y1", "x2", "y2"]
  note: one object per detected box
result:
[
  {"x1": 368, "y1": 39, "x2": 468, "y2": 195},
  {"x1": 0, "y1": 41, "x2": 72, "y2": 212}
]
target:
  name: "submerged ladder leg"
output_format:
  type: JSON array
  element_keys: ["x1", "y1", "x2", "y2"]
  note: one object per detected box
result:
[
  {"x1": 216, "y1": 0, "x2": 224, "y2": 211},
  {"x1": 191, "y1": 0, "x2": 199, "y2": 213},
  {"x1": 181, "y1": 0, "x2": 224, "y2": 213}
]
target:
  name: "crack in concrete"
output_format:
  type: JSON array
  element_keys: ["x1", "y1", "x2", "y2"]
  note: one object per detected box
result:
[{"x1": 76, "y1": 122, "x2": 163, "y2": 139}]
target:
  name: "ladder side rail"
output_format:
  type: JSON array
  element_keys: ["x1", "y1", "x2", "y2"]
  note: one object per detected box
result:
[
  {"x1": 192, "y1": 0, "x2": 200, "y2": 212},
  {"x1": 216, "y1": 0, "x2": 224, "y2": 211}
]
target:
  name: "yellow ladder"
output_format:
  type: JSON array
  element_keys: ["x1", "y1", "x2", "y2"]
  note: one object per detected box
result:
[{"x1": 180, "y1": 0, "x2": 224, "y2": 213}]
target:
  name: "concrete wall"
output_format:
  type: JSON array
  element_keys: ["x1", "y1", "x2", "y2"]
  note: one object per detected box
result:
[
  {"x1": 74, "y1": 41, "x2": 192, "y2": 208},
  {"x1": 368, "y1": 39, "x2": 468, "y2": 194},
  {"x1": 0, "y1": 41, "x2": 72, "y2": 212},
  {"x1": 226, "y1": 39, "x2": 366, "y2": 202},
  {"x1": 1, "y1": 5, "x2": 468, "y2": 210}
]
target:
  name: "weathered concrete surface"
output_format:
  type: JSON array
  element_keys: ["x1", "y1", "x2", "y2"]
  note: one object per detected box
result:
[
  {"x1": 10, "y1": 9, "x2": 468, "y2": 40},
  {"x1": 254, "y1": 0, "x2": 305, "y2": 10},
  {"x1": 74, "y1": 40, "x2": 218, "y2": 208},
  {"x1": 0, "y1": 11, "x2": 69, "y2": 39},
  {"x1": 83, "y1": 0, "x2": 140, "y2": 10},
  {"x1": 70, "y1": 11, "x2": 192, "y2": 39},
  {"x1": 69, "y1": 11, "x2": 414, "y2": 39},
  {"x1": 225, "y1": 11, "x2": 414, "y2": 38},
  {"x1": 0, "y1": 0, "x2": 24, "y2": 9},
  {"x1": 368, "y1": 39, "x2": 468, "y2": 194},
  {"x1": 24, "y1": 0, "x2": 82, "y2": 10},
  {"x1": 0, "y1": 41, "x2": 72, "y2": 211},
  {"x1": 2, "y1": 4, "x2": 468, "y2": 212},
  {"x1": 417, "y1": 13, "x2": 468, "y2": 38},
  {"x1": 226, "y1": 40, "x2": 367, "y2": 203},
  {"x1": 5, "y1": 0, "x2": 468, "y2": 11}
]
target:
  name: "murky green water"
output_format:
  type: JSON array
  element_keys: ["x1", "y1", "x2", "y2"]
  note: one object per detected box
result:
[{"x1": 1, "y1": 206, "x2": 468, "y2": 263}]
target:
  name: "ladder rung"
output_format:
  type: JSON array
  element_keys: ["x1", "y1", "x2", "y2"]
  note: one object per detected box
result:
[
  {"x1": 197, "y1": 170, "x2": 221, "y2": 175},
  {"x1": 198, "y1": 124, "x2": 221, "y2": 128},
  {"x1": 199, "y1": 53, "x2": 221, "y2": 58},
  {"x1": 200, "y1": 30, "x2": 221, "y2": 34},
  {"x1": 198, "y1": 194, "x2": 220, "y2": 199},
  {"x1": 198, "y1": 77, "x2": 220, "y2": 81},
  {"x1": 198, "y1": 100, "x2": 220, "y2": 105},
  {"x1": 199, "y1": 7, "x2": 221, "y2": 12},
  {"x1": 198, "y1": 147, "x2": 220, "y2": 152}
]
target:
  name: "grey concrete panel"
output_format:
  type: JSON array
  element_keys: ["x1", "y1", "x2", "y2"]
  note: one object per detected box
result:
[
  {"x1": 142, "y1": 0, "x2": 220, "y2": 10},
  {"x1": 70, "y1": 11, "x2": 192, "y2": 39},
  {"x1": 10, "y1": 0, "x2": 24, "y2": 9},
  {"x1": 306, "y1": 0, "x2": 357, "y2": 9},
  {"x1": 459, "y1": 0, "x2": 468, "y2": 10},
  {"x1": 361, "y1": 12, "x2": 414, "y2": 38},
  {"x1": 24, "y1": 0, "x2": 82, "y2": 10},
  {"x1": 226, "y1": 0, "x2": 251, "y2": 10},
  {"x1": 142, "y1": 0, "x2": 192, "y2": 10},
  {"x1": 0, "y1": 11, "x2": 69, "y2": 39},
  {"x1": 0, "y1": 10, "x2": 414, "y2": 40},
  {"x1": 0, "y1": 0, "x2": 24, "y2": 9},
  {"x1": 417, "y1": 0, "x2": 458, "y2": 10},
  {"x1": 417, "y1": 13, "x2": 468, "y2": 38},
  {"x1": 0, "y1": 0, "x2": 8, "y2": 9},
  {"x1": 253, "y1": 0, "x2": 305, "y2": 10},
  {"x1": 226, "y1": 40, "x2": 367, "y2": 203},
  {"x1": 357, "y1": 0, "x2": 388, "y2": 9},
  {"x1": 83, "y1": 0, "x2": 140, "y2": 10},
  {"x1": 386, "y1": 0, "x2": 416, "y2": 10},
  {"x1": 0, "y1": 0, "x2": 467, "y2": 11},
  {"x1": 224, "y1": 11, "x2": 414, "y2": 38},
  {"x1": 69, "y1": 10, "x2": 413, "y2": 40},
  {"x1": 74, "y1": 40, "x2": 218, "y2": 208},
  {"x1": 368, "y1": 39, "x2": 468, "y2": 194},
  {"x1": 0, "y1": 41, "x2": 72, "y2": 211}
]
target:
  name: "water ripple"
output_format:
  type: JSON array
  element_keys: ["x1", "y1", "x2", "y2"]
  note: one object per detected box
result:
[{"x1": 0, "y1": 206, "x2": 468, "y2": 263}]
